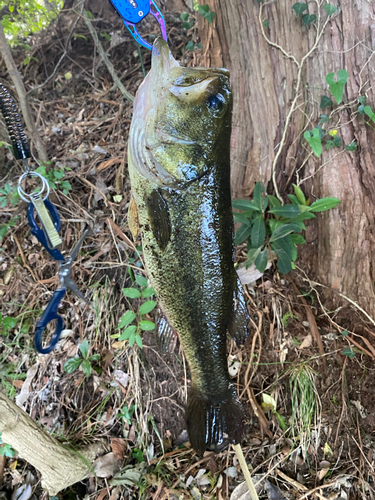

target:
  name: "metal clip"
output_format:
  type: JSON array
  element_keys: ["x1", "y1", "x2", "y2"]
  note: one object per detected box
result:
[{"x1": 30, "y1": 192, "x2": 62, "y2": 248}]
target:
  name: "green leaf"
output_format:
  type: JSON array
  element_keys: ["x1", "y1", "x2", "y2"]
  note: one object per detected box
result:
[
  {"x1": 304, "y1": 128, "x2": 322, "y2": 157},
  {"x1": 255, "y1": 248, "x2": 269, "y2": 273},
  {"x1": 122, "y1": 288, "x2": 141, "y2": 299},
  {"x1": 81, "y1": 359, "x2": 92, "y2": 377},
  {"x1": 198, "y1": 4, "x2": 210, "y2": 14},
  {"x1": 326, "y1": 69, "x2": 348, "y2": 104},
  {"x1": 139, "y1": 321, "x2": 155, "y2": 331},
  {"x1": 234, "y1": 223, "x2": 252, "y2": 245},
  {"x1": 118, "y1": 311, "x2": 136, "y2": 328},
  {"x1": 345, "y1": 141, "x2": 357, "y2": 151},
  {"x1": 341, "y1": 329, "x2": 349, "y2": 336},
  {"x1": 302, "y1": 13, "x2": 316, "y2": 25},
  {"x1": 293, "y1": 184, "x2": 306, "y2": 205},
  {"x1": 135, "y1": 275, "x2": 148, "y2": 288},
  {"x1": 85, "y1": 10, "x2": 94, "y2": 19},
  {"x1": 119, "y1": 325, "x2": 137, "y2": 341},
  {"x1": 267, "y1": 195, "x2": 280, "y2": 208},
  {"x1": 324, "y1": 4, "x2": 338, "y2": 15},
  {"x1": 253, "y1": 182, "x2": 262, "y2": 210},
  {"x1": 269, "y1": 223, "x2": 302, "y2": 243},
  {"x1": 364, "y1": 105, "x2": 375, "y2": 122},
  {"x1": 129, "y1": 333, "x2": 136, "y2": 346},
  {"x1": 142, "y1": 287, "x2": 155, "y2": 298},
  {"x1": 246, "y1": 247, "x2": 262, "y2": 267},
  {"x1": 269, "y1": 205, "x2": 302, "y2": 218},
  {"x1": 341, "y1": 347, "x2": 355, "y2": 359},
  {"x1": 263, "y1": 20, "x2": 270, "y2": 27},
  {"x1": 292, "y1": 2, "x2": 308, "y2": 15},
  {"x1": 272, "y1": 239, "x2": 294, "y2": 274},
  {"x1": 79, "y1": 339, "x2": 89, "y2": 358},
  {"x1": 320, "y1": 96, "x2": 333, "y2": 108},
  {"x1": 64, "y1": 357, "x2": 83, "y2": 373},
  {"x1": 232, "y1": 199, "x2": 260, "y2": 212},
  {"x1": 204, "y1": 11, "x2": 215, "y2": 23},
  {"x1": 308, "y1": 197, "x2": 341, "y2": 212},
  {"x1": 251, "y1": 215, "x2": 266, "y2": 248},
  {"x1": 233, "y1": 212, "x2": 252, "y2": 225},
  {"x1": 2, "y1": 317, "x2": 17, "y2": 331},
  {"x1": 135, "y1": 335, "x2": 143, "y2": 348},
  {"x1": 186, "y1": 41, "x2": 195, "y2": 51},
  {"x1": 290, "y1": 234, "x2": 306, "y2": 244},
  {"x1": 283, "y1": 211, "x2": 316, "y2": 223},
  {"x1": 139, "y1": 300, "x2": 157, "y2": 315},
  {"x1": 287, "y1": 194, "x2": 300, "y2": 205},
  {"x1": 180, "y1": 12, "x2": 189, "y2": 21},
  {"x1": 182, "y1": 22, "x2": 192, "y2": 30},
  {"x1": 319, "y1": 114, "x2": 330, "y2": 124}
]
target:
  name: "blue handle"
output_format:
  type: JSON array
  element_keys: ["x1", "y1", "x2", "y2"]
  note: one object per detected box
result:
[
  {"x1": 34, "y1": 288, "x2": 66, "y2": 354},
  {"x1": 109, "y1": 0, "x2": 150, "y2": 24},
  {"x1": 27, "y1": 199, "x2": 65, "y2": 261}
]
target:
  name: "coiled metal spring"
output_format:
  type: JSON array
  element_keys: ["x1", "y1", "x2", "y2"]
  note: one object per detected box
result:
[{"x1": 0, "y1": 84, "x2": 31, "y2": 160}]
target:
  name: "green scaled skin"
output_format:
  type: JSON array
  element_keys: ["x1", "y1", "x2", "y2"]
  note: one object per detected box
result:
[{"x1": 128, "y1": 38, "x2": 249, "y2": 455}]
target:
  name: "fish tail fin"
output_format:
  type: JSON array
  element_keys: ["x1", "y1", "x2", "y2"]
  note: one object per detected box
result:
[{"x1": 186, "y1": 384, "x2": 246, "y2": 455}]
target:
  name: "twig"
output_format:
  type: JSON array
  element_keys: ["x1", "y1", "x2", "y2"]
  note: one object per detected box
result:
[
  {"x1": 79, "y1": 4, "x2": 134, "y2": 103},
  {"x1": 233, "y1": 443, "x2": 260, "y2": 500}
]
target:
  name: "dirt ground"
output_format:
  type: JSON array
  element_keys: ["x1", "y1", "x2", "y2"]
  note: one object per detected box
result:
[{"x1": 0, "y1": 3, "x2": 374, "y2": 500}]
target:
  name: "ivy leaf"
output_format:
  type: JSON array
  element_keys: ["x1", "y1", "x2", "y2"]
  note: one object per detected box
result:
[
  {"x1": 326, "y1": 69, "x2": 348, "y2": 104},
  {"x1": 180, "y1": 12, "x2": 189, "y2": 21},
  {"x1": 304, "y1": 128, "x2": 322, "y2": 157},
  {"x1": 302, "y1": 13, "x2": 316, "y2": 25},
  {"x1": 292, "y1": 3, "x2": 308, "y2": 15},
  {"x1": 2, "y1": 317, "x2": 17, "y2": 331},
  {"x1": 319, "y1": 114, "x2": 330, "y2": 124},
  {"x1": 341, "y1": 347, "x2": 355, "y2": 359},
  {"x1": 204, "y1": 11, "x2": 215, "y2": 23},
  {"x1": 324, "y1": 4, "x2": 338, "y2": 15},
  {"x1": 64, "y1": 358, "x2": 82, "y2": 374},
  {"x1": 308, "y1": 197, "x2": 341, "y2": 212},
  {"x1": 320, "y1": 96, "x2": 333, "y2": 108},
  {"x1": 139, "y1": 300, "x2": 157, "y2": 315},
  {"x1": 364, "y1": 105, "x2": 375, "y2": 123},
  {"x1": 345, "y1": 141, "x2": 357, "y2": 151},
  {"x1": 186, "y1": 41, "x2": 195, "y2": 51}
]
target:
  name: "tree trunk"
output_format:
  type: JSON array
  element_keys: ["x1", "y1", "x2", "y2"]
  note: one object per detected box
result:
[
  {"x1": 198, "y1": 0, "x2": 375, "y2": 317},
  {"x1": 0, "y1": 391, "x2": 105, "y2": 495}
]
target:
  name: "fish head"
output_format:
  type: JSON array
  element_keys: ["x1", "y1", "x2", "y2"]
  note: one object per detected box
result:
[{"x1": 129, "y1": 38, "x2": 233, "y2": 185}]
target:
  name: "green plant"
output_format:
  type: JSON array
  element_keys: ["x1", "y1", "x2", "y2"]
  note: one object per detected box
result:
[
  {"x1": 0, "y1": 183, "x2": 20, "y2": 207},
  {"x1": 292, "y1": 2, "x2": 316, "y2": 26},
  {"x1": 179, "y1": 12, "x2": 202, "y2": 51},
  {"x1": 0, "y1": 361, "x2": 27, "y2": 398},
  {"x1": 63, "y1": 340, "x2": 100, "y2": 377},
  {"x1": 0, "y1": 433, "x2": 16, "y2": 457},
  {"x1": 118, "y1": 404, "x2": 137, "y2": 425},
  {"x1": 35, "y1": 165, "x2": 72, "y2": 195},
  {"x1": 233, "y1": 182, "x2": 340, "y2": 274},
  {"x1": 0, "y1": 216, "x2": 19, "y2": 240},
  {"x1": 115, "y1": 275, "x2": 157, "y2": 348},
  {"x1": 0, "y1": 313, "x2": 17, "y2": 335},
  {"x1": 282, "y1": 311, "x2": 298, "y2": 328}
]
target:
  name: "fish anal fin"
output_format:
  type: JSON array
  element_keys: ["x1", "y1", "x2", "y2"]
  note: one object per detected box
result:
[
  {"x1": 146, "y1": 189, "x2": 171, "y2": 251},
  {"x1": 186, "y1": 384, "x2": 246, "y2": 455},
  {"x1": 128, "y1": 196, "x2": 139, "y2": 240},
  {"x1": 228, "y1": 277, "x2": 250, "y2": 345},
  {"x1": 156, "y1": 308, "x2": 178, "y2": 355}
]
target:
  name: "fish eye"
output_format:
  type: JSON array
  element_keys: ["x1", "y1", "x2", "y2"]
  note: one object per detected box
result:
[{"x1": 206, "y1": 94, "x2": 226, "y2": 114}]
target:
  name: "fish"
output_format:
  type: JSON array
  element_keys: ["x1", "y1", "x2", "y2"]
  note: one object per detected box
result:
[{"x1": 127, "y1": 37, "x2": 250, "y2": 454}]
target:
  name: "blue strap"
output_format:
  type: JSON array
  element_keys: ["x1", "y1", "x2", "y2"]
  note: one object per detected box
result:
[{"x1": 34, "y1": 288, "x2": 66, "y2": 354}]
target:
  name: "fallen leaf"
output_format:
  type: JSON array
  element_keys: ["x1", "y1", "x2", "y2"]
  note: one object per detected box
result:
[
  {"x1": 299, "y1": 334, "x2": 312, "y2": 349},
  {"x1": 111, "y1": 438, "x2": 127, "y2": 461},
  {"x1": 318, "y1": 467, "x2": 330, "y2": 481},
  {"x1": 93, "y1": 452, "x2": 120, "y2": 478},
  {"x1": 15, "y1": 364, "x2": 39, "y2": 409}
]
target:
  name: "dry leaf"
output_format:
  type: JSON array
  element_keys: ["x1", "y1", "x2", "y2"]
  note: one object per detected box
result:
[
  {"x1": 318, "y1": 467, "x2": 330, "y2": 481},
  {"x1": 111, "y1": 438, "x2": 127, "y2": 461},
  {"x1": 15, "y1": 364, "x2": 39, "y2": 409},
  {"x1": 93, "y1": 452, "x2": 120, "y2": 478},
  {"x1": 299, "y1": 334, "x2": 312, "y2": 349}
]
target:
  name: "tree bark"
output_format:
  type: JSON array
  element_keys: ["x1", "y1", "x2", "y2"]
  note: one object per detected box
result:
[
  {"x1": 0, "y1": 391, "x2": 104, "y2": 495},
  {"x1": 198, "y1": 0, "x2": 375, "y2": 317},
  {"x1": 0, "y1": 22, "x2": 48, "y2": 163}
]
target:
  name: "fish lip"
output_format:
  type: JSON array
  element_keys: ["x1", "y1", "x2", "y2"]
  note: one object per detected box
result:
[{"x1": 156, "y1": 128, "x2": 196, "y2": 145}]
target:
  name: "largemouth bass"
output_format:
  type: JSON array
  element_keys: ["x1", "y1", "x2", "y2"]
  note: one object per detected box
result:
[{"x1": 128, "y1": 38, "x2": 250, "y2": 454}]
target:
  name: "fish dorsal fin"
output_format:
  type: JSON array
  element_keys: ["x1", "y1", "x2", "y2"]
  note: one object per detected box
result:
[
  {"x1": 156, "y1": 308, "x2": 178, "y2": 355},
  {"x1": 146, "y1": 189, "x2": 171, "y2": 251},
  {"x1": 228, "y1": 277, "x2": 250, "y2": 345},
  {"x1": 128, "y1": 196, "x2": 139, "y2": 240}
]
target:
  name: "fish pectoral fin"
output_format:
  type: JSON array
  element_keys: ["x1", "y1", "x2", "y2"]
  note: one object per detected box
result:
[
  {"x1": 156, "y1": 308, "x2": 178, "y2": 355},
  {"x1": 128, "y1": 196, "x2": 139, "y2": 240},
  {"x1": 228, "y1": 277, "x2": 250, "y2": 345},
  {"x1": 146, "y1": 189, "x2": 171, "y2": 251},
  {"x1": 186, "y1": 385, "x2": 246, "y2": 455}
]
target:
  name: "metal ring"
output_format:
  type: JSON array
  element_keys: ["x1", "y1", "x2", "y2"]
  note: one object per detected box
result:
[{"x1": 18, "y1": 171, "x2": 50, "y2": 202}]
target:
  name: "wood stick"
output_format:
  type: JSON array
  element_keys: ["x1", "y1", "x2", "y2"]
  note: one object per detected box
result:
[{"x1": 233, "y1": 443, "x2": 259, "y2": 500}]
